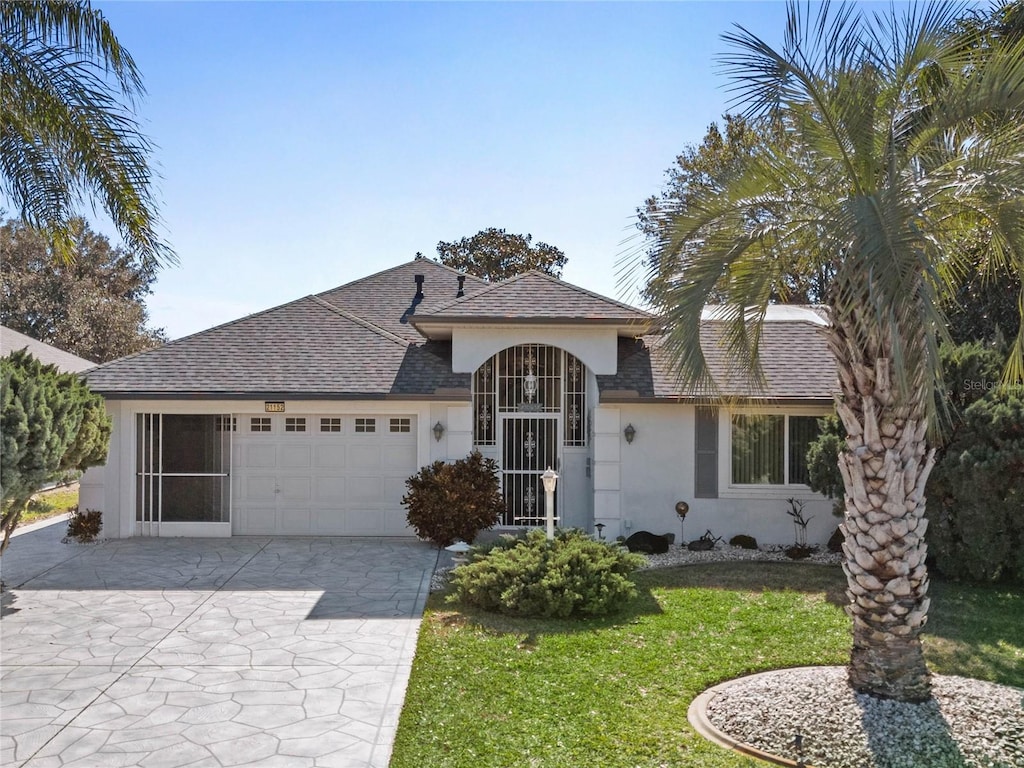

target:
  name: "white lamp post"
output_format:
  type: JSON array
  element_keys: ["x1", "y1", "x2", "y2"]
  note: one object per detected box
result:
[{"x1": 541, "y1": 467, "x2": 559, "y2": 540}]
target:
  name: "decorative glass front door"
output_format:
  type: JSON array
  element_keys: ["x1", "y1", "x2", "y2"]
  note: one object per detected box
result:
[{"x1": 501, "y1": 416, "x2": 558, "y2": 526}]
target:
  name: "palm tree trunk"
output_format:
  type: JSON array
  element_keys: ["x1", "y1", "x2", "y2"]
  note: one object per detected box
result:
[{"x1": 832, "y1": 353, "x2": 936, "y2": 702}]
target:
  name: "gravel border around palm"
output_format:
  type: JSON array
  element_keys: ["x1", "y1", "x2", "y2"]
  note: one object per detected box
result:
[{"x1": 696, "y1": 666, "x2": 1024, "y2": 768}]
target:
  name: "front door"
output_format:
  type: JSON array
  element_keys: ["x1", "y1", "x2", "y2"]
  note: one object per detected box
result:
[{"x1": 501, "y1": 415, "x2": 559, "y2": 526}]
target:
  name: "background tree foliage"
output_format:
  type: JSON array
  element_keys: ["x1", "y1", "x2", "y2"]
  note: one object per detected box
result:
[
  {"x1": 434, "y1": 228, "x2": 567, "y2": 282},
  {"x1": 0, "y1": 217, "x2": 165, "y2": 362},
  {"x1": 0, "y1": 0, "x2": 172, "y2": 265},
  {"x1": 1, "y1": 349, "x2": 111, "y2": 553},
  {"x1": 634, "y1": 114, "x2": 833, "y2": 304}
]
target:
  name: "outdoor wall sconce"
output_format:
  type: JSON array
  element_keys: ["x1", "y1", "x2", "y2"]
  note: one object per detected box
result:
[
  {"x1": 432, "y1": 421, "x2": 445, "y2": 442},
  {"x1": 623, "y1": 423, "x2": 636, "y2": 444}
]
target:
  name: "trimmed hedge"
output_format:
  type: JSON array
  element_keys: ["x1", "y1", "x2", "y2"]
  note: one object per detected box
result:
[{"x1": 448, "y1": 529, "x2": 645, "y2": 618}]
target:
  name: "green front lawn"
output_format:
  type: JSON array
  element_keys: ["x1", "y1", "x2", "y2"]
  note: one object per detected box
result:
[{"x1": 391, "y1": 562, "x2": 1023, "y2": 768}]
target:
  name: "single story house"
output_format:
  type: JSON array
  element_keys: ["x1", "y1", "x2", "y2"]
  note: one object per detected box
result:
[{"x1": 81, "y1": 258, "x2": 839, "y2": 545}]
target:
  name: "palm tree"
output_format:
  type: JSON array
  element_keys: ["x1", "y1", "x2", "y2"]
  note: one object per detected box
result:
[
  {"x1": 633, "y1": 2, "x2": 1024, "y2": 702},
  {"x1": 1, "y1": 0, "x2": 173, "y2": 264}
]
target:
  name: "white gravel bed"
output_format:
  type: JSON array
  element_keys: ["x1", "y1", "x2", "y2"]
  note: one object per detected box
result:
[
  {"x1": 705, "y1": 666, "x2": 1024, "y2": 768},
  {"x1": 640, "y1": 543, "x2": 843, "y2": 569}
]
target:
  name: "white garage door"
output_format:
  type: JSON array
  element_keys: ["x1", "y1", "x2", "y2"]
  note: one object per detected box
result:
[{"x1": 232, "y1": 415, "x2": 418, "y2": 536}]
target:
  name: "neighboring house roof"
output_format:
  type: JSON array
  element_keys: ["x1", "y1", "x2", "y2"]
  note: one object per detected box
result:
[
  {"x1": 411, "y1": 270, "x2": 654, "y2": 330},
  {"x1": 598, "y1": 315, "x2": 837, "y2": 401},
  {"x1": 0, "y1": 326, "x2": 96, "y2": 373}
]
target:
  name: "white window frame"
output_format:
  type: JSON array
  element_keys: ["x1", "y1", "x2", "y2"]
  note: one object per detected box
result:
[{"x1": 719, "y1": 406, "x2": 831, "y2": 499}]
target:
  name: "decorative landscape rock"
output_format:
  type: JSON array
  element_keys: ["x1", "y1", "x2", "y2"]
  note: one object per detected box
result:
[
  {"x1": 827, "y1": 525, "x2": 844, "y2": 553},
  {"x1": 624, "y1": 530, "x2": 670, "y2": 554},
  {"x1": 729, "y1": 534, "x2": 758, "y2": 550}
]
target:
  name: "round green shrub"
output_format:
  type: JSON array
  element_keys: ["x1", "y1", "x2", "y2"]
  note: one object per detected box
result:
[
  {"x1": 402, "y1": 451, "x2": 506, "y2": 547},
  {"x1": 448, "y1": 528, "x2": 646, "y2": 618},
  {"x1": 928, "y1": 388, "x2": 1024, "y2": 584}
]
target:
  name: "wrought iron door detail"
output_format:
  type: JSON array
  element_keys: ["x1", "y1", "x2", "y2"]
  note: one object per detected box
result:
[
  {"x1": 472, "y1": 345, "x2": 587, "y2": 448},
  {"x1": 501, "y1": 416, "x2": 558, "y2": 526}
]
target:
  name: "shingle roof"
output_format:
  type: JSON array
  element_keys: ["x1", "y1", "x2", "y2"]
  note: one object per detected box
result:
[
  {"x1": 316, "y1": 258, "x2": 487, "y2": 342},
  {"x1": 412, "y1": 270, "x2": 654, "y2": 325},
  {"x1": 84, "y1": 294, "x2": 469, "y2": 398},
  {"x1": 1, "y1": 326, "x2": 96, "y2": 373},
  {"x1": 598, "y1": 318, "x2": 837, "y2": 401}
]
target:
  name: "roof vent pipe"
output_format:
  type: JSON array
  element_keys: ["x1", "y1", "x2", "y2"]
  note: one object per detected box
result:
[
  {"x1": 456, "y1": 275, "x2": 465, "y2": 298},
  {"x1": 414, "y1": 274, "x2": 424, "y2": 298}
]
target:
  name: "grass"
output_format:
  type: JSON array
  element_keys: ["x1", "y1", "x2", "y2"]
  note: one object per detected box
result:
[
  {"x1": 391, "y1": 562, "x2": 1024, "y2": 768},
  {"x1": 15, "y1": 486, "x2": 79, "y2": 527}
]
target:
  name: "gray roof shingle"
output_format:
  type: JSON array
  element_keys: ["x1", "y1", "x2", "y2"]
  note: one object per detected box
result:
[
  {"x1": 85, "y1": 294, "x2": 468, "y2": 398},
  {"x1": 412, "y1": 270, "x2": 654, "y2": 325},
  {"x1": 598, "y1": 320, "x2": 837, "y2": 401},
  {"x1": 316, "y1": 259, "x2": 487, "y2": 342}
]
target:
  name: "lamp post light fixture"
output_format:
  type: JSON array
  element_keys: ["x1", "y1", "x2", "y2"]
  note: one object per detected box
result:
[
  {"x1": 623, "y1": 423, "x2": 636, "y2": 444},
  {"x1": 595, "y1": 523, "x2": 606, "y2": 540},
  {"x1": 432, "y1": 421, "x2": 445, "y2": 442},
  {"x1": 541, "y1": 466, "x2": 559, "y2": 540},
  {"x1": 675, "y1": 500, "x2": 690, "y2": 546}
]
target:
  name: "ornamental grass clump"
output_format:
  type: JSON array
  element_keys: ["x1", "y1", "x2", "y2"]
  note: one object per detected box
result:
[{"x1": 448, "y1": 529, "x2": 645, "y2": 618}]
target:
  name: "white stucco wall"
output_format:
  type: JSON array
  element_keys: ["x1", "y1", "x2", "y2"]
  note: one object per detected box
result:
[
  {"x1": 605, "y1": 403, "x2": 838, "y2": 547},
  {"x1": 451, "y1": 325, "x2": 620, "y2": 375}
]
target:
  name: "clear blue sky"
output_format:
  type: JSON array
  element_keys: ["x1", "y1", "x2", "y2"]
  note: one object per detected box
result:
[{"x1": 92, "y1": 1, "x2": 812, "y2": 340}]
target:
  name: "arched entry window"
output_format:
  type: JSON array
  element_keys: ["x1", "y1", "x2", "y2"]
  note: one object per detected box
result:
[
  {"x1": 472, "y1": 344, "x2": 587, "y2": 446},
  {"x1": 472, "y1": 345, "x2": 587, "y2": 525}
]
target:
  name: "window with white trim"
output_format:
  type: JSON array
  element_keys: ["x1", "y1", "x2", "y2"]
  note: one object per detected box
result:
[
  {"x1": 355, "y1": 417, "x2": 376, "y2": 433},
  {"x1": 731, "y1": 414, "x2": 820, "y2": 486},
  {"x1": 389, "y1": 417, "x2": 411, "y2": 433},
  {"x1": 285, "y1": 417, "x2": 306, "y2": 432},
  {"x1": 320, "y1": 417, "x2": 342, "y2": 433}
]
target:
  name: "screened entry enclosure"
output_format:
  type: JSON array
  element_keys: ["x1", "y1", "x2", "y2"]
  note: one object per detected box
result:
[
  {"x1": 136, "y1": 414, "x2": 232, "y2": 526},
  {"x1": 473, "y1": 344, "x2": 588, "y2": 526}
]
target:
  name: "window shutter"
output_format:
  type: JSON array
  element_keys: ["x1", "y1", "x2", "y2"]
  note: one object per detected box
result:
[{"x1": 694, "y1": 407, "x2": 718, "y2": 498}]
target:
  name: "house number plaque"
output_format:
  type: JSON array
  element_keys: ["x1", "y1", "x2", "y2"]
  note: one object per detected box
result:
[{"x1": 264, "y1": 401, "x2": 286, "y2": 413}]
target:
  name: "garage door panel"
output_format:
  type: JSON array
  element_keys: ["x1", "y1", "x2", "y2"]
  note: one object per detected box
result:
[
  {"x1": 279, "y1": 476, "x2": 310, "y2": 502},
  {"x1": 383, "y1": 476, "x2": 408, "y2": 502},
  {"x1": 384, "y1": 508, "x2": 412, "y2": 535},
  {"x1": 349, "y1": 445, "x2": 381, "y2": 469},
  {"x1": 382, "y1": 444, "x2": 417, "y2": 469},
  {"x1": 237, "y1": 506, "x2": 275, "y2": 535},
  {"x1": 243, "y1": 476, "x2": 277, "y2": 503},
  {"x1": 315, "y1": 445, "x2": 346, "y2": 469},
  {"x1": 280, "y1": 444, "x2": 311, "y2": 468},
  {"x1": 315, "y1": 476, "x2": 346, "y2": 503},
  {"x1": 277, "y1": 508, "x2": 311, "y2": 534},
  {"x1": 244, "y1": 444, "x2": 277, "y2": 469},
  {"x1": 347, "y1": 476, "x2": 382, "y2": 503}
]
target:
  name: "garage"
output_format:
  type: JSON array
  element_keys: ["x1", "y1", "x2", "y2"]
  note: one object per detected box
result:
[{"x1": 232, "y1": 414, "x2": 419, "y2": 536}]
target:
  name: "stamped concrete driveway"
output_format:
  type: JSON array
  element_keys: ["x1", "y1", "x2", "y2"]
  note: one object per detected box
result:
[{"x1": 0, "y1": 521, "x2": 438, "y2": 768}]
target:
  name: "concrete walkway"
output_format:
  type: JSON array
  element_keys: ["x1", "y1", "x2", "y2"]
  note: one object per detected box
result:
[{"x1": 1, "y1": 521, "x2": 438, "y2": 768}]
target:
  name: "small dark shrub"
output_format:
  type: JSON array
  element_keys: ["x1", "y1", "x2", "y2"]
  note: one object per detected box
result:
[
  {"x1": 929, "y1": 388, "x2": 1024, "y2": 584},
  {"x1": 66, "y1": 507, "x2": 102, "y2": 543},
  {"x1": 449, "y1": 529, "x2": 645, "y2": 618},
  {"x1": 403, "y1": 452, "x2": 506, "y2": 547},
  {"x1": 624, "y1": 530, "x2": 669, "y2": 554},
  {"x1": 785, "y1": 544, "x2": 813, "y2": 560},
  {"x1": 729, "y1": 534, "x2": 758, "y2": 550}
]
